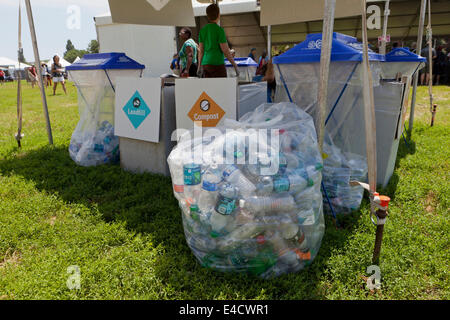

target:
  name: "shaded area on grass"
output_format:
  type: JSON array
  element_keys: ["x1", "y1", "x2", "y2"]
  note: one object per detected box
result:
[{"x1": 0, "y1": 145, "x2": 364, "y2": 299}]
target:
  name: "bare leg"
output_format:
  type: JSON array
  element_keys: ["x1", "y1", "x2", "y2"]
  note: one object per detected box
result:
[
  {"x1": 420, "y1": 73, "x2": 425, "y2": 85},
  {"x1": 53, "y1": 82, "x2": 58, "y2": 95},
  {"x1": 426, "y1": 73, "x2": 430, "y2": 86},
  {"x1": 61, "y1": 82, "x2": 67, "y2": 95}
]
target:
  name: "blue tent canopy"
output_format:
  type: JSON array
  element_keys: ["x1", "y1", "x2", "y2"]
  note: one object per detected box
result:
[
  {"x1": 66, "y1": 53, "x2": 145, "y2": 71},
  {"x1": 273, "y1": 32, "x2": 384, "y2": 64},
  {"x1": 225, "y1": 57, "x2": 258, "y2": 67},
  {"x1": 385, "y1": 48, "x2": 426, "y2": 62}
]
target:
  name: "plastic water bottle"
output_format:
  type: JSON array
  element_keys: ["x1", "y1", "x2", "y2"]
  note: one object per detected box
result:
[
  {"x1": 198, "y1": 164, "x2": 222, "y2": 213},
  {"x1": 209, "y1": 184, "x2": 238, "y2": 236},
  {"x1": 183, "y1": 163, "x2": 202, "y2": 201},
  {"x1": 217, "y1": 223, "x2": 264, "y2": 252},
  {"x1": 214, "y1": 184, "x2": 238, "y2": 216},
  {"x1": 278, "y1": 153, "x2": 288, "y2": 175},
  {"x1": 239, "y1": 195, "x2": 296, "y2": 214},
  {"x1": 223, "y1": 165, "x2": 256, "y2": 197}
]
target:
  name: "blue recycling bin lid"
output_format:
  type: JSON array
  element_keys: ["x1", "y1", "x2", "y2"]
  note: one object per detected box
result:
[
  {"x1": 225, "y1": 57, "x2": 258, "y2": 67},
  {"x1": 273, "y1": 32, "x2": 384, "y2": 64},
  {"x1": 384, "y1": 47, "x2": 426, "y2": 62},
  {"x1": 66, "y1": 52, "x2": 145, "y2": 71}
]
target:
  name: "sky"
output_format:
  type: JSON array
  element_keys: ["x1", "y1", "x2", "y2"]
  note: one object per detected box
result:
[{"x1": 1, "y1": 0, "x2": 110, "y2": 62}]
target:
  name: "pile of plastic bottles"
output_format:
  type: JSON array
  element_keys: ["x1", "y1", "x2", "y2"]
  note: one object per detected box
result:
[
  {"x1": 321, "y1": 136, "x2": 368, "y2": 215},
  {"x1": 168, "y1": 103, "x2": 325, "y2": 278},
  {"x1": 69, "y1": 120, "x2": 119, "y2": 167}
]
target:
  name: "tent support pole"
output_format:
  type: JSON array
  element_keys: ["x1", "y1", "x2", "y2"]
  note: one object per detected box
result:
[
  {"x1": 317, "y1": 0, "x2": 336, "y2": 152},
  {"x1": 267, "y1": 25, "x2": 272, "y2": 59},
  {"x1": 361, "y1": 0, "x2": 377, "y2": 194},
  {"x1": 379, "y1": 0, "x2": 390, "y2": 55},
  {"x1": 409, "y1": 0, "x2": 427, "y2": 133},
  {"x1": 24, "y1": 0, "x2": 53, "y2": 145},
  {"x1": 16, "y1": 1, "x2": 23, "y2": 148},
  {"x1": 426, "y1": 0, "x2": 434, "y2": 119}
]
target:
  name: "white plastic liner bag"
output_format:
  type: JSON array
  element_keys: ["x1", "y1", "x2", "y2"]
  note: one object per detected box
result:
[{"x1": 167, "y1": 102, "x2": 325, "y2": 278}]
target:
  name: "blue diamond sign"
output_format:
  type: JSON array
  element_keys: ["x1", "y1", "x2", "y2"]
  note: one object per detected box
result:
[{"x1": 123, "y1": 90, "x2": 151, "y2": 129}]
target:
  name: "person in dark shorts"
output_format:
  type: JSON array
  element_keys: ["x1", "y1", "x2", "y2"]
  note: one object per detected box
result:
[
  {"x1": 178, "y1": 27, "x2": 198, "y2": 77},
  {"x1": 197, "y1": 3, "x2": 239, "y2": 78},
  {"x1": 420, "y1": 45, "x2": 436, "y2": 86},
  {"x1": 433, "y1": 46, "x2": 446, "y2": 85}
]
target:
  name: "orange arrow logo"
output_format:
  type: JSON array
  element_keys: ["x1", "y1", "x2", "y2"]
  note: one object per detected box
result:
[{"x1": 188, "y1": 91, "x2": 226, "y2": 127}]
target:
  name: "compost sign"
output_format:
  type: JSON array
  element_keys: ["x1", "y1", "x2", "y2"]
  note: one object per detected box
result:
[
  {"x1": 123, "y1": 90, "x2": 151, "y2": 129},
  {"x1": 175, "y1": 78, "x2": 237, "y2": 132},
  {"x1": 188, "y1": 91, "x2": 225, "y2": 127}
]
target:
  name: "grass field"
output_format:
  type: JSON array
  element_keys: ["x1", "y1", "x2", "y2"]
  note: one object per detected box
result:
[{"x1": 0, "y1": 81, "x2": 448, "y2": 300}]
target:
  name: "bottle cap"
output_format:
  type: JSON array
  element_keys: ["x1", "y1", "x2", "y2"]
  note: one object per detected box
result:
[
  {"x1": 379, "y1": 195, "x2": 390, "y2": 208},
  {"x1": 256, "y1": 235, "x2": 265, "y2": 244}
]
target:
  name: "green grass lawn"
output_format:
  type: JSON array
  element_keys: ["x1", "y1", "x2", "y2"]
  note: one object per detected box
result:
[{"x1": 0, "y1": 81, "x2": 448, "y2": 300}]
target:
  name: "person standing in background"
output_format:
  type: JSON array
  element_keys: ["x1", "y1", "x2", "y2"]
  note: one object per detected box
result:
[
  {"x1": 420, "y1": 44, "x2": 437, "y2": 86},
  {"x1": 0, "y1": 69, "x2": 5, "y2": 85},
  {"x1": 28, "y1": 65, "x2": 38, "y2": 88},
  {"x1": 197, "y1": 4, "x2": 239, "y2": 78},
  {"x1": 51, "y1": 55, "x2": 67, "y2": 95},
  {"x1": 248, "y1": 48, "x2": 257, "y2": 61},
  {"x1": 41, "y1": 63, "x2": 49, "y2": 88},
  {"x1": 256, "y1": 50, "x2": 268, "y2": 75},
  {"x1": 170, "y1": 53, "x2": 180, "y2": 76},
  {"x1": 178, "y1": 27, "x2": 198, "y2": 77},
  {"x1": 433, "y1": 46, "x2": 446, "y2": 85}
]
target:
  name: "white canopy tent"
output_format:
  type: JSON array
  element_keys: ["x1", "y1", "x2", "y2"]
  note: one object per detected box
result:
[{"x1": 0, "y1": 56, "x2": 31, "y2": 70}]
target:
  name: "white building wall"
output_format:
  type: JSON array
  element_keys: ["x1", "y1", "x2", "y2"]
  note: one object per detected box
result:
[{"x1": 95, "y1": 16, "x2": 177, "y2": 78}]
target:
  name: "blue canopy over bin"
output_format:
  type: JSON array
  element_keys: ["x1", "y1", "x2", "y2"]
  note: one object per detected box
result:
[{"x1": 66, "y1": 52, "x2": 145, "y2": 71}]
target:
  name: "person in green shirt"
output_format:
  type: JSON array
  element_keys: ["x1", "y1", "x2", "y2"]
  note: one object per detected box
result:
[
  {"x1": 197, "y1": 3, "x2": 239, "y2": 78},
  {"x1": 178, "y1": 27, "x2": 198, "y2": 77}
]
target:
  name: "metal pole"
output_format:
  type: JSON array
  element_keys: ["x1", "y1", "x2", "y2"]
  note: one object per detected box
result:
[
  {"x1": 24, "y1": 0, "x2": 53, "y2": 145},
  {"x1": 16, "y1": 1, "x2": 24, "y2": 148},
  {"x1": 267, "y1": 25, "x2": 272, "y2": 59},
  {"x1": 316, "y1": 0, "x2": 336, "y2": 151},
  {"x1": 426, "y1": 0, "x2": 433, "y2": 114},
  {"x1": 361, "y1": 0, "x2": 377, "y2": 193},
  {"x1": 409, "y1": 0, "x2": 427, "y2": 132},
  {"x1": 380, "y1": 0, "x2": 390, "y2": 55}
]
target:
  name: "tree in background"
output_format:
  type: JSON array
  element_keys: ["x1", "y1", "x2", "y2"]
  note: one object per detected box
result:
[
  {"x1": 88, "y1": 40, "x2": 99, "y2": 54},
  {"x1": 63, "y1": 39, "x2": 98, "y2": 63}
]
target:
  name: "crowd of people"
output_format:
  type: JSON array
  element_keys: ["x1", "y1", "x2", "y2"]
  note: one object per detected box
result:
[
  {"x1": 25, "y1": 54, "x2": 67, "y2": 95},
  {"x1": 392, "y1": 41, "x2": 450, "y2": 86}
]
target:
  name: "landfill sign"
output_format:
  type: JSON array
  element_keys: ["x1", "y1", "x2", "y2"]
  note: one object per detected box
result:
[
  {"x1": 123, "y1": 90, "x2": 151, "y2": 129},
  {"x1": 187, "y1": 91, "x2": 225, "y2": 127}
]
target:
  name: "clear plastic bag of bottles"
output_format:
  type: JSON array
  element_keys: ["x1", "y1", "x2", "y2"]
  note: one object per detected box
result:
[
  {"x1": 168, "y1": 102, "x2": 325, "y2": 278},
  {"x1": 321, "y1": 134, "x2": 368, "y2": 215},
  {"x1": 69, "y1": 120, "x2": 119, "y2": 167}
]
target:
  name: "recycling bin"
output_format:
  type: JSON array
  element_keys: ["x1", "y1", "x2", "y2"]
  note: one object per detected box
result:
[
  {"x1": 273, "y1": 32, "x2": 384, "y2": 214},
  {"x1": 225, "y1": 57, "x2": 258, "y2": 83},
  {"x1": 66, "y1": 52, "x2": 145, "y2": 166}
]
